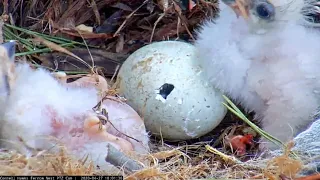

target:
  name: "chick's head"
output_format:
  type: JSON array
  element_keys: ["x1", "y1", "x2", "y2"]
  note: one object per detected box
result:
[{"x1": 220, "y1": 0, "x2": 319, "y2": 34}]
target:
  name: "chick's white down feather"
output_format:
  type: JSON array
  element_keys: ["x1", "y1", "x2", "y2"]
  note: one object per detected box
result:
[
  {"x1": 194, "y1": 1, "x2": 320, "y2": 149},
  {"x1": 0, "y1": 57, "x2": 150, "y2": 168}
]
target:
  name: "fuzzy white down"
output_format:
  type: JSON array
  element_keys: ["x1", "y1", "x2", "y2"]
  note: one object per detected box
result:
[
  {"x1": 0, "y1": 62, "x2": 150, "y2": 169},
  {"x1": 194, "y1": 1, "x2": 320, "y2": 149}
]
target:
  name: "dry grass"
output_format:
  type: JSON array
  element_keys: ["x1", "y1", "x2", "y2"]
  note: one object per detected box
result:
[
  {"x1": 0, "y1": 139, "x2": 307, "y2": 179},
  {"x1": 0, "y1": 0, "x2": 317, "y2": 179}
]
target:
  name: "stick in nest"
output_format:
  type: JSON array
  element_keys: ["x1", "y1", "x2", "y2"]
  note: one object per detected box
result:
[
  {"x1": 96, "y1": 109, "x2": 142, "y2": 144},
  {"x1": 105, "y1": 144, "x2": 144, "y2": 173},
  {"x1": 150, "y1": 12, "x2": 166, "y2": 42},
  {"x1": 149, "y1": 0, "x2": 195, "y2": 42},
  {"x1": 92, "y1": 96, "x2": 142, "y2": 143},
  {"x1": 113, "y1": 0, "x2": 150, "y2": 37}
]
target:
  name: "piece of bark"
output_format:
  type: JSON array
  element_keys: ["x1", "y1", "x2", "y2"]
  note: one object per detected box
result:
[{"x1": 39, "y1": 48, "x2": 128, "y2": 76}]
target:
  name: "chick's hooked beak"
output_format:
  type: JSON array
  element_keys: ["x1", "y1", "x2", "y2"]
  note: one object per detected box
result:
[
  {"x1": 222, "y1": 0, "x2": 275, "y2": 21},
  {"x1": 222, "y1": 0, "x2": 251, "y2": 19}
]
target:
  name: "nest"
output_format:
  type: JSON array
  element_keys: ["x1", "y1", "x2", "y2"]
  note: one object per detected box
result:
[{"x1": 0, "y1": 0, "x2": 317, "y2": 179}]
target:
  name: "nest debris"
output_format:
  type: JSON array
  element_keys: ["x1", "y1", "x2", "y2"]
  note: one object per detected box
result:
[{"x1": 0, "y1": 0, "x2": 318, "y2": 179}]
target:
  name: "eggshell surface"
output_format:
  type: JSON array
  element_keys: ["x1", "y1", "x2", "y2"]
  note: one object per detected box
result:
[{"x1": 117, "y1": 41, "x2": 227, "y2": 140}]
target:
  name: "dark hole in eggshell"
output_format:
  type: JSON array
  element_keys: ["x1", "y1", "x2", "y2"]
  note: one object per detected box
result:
[{"x1": 158, "y1": 83, "x2": 175, "y2": 99}]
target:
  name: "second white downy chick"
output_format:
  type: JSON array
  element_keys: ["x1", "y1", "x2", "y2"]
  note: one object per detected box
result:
[
  {"x1": 194, "y1": 0, "x2": 320, "y2": 149},
  {"x1": 0, "y1": 41, "x2": 150, "y2": 169}
]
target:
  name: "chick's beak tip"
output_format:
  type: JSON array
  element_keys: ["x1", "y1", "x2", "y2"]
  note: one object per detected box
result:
[{"x1": 230, "y1": 0, "x2": 250, "y2": 19}]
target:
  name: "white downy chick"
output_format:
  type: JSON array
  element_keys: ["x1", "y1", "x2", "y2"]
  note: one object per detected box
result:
[
  {"x1": 0, "y1": 41, "x2": 150, "y2": 169},
  {"x1": 194, "y1": 0, "x2": 320, "y2": 149}
]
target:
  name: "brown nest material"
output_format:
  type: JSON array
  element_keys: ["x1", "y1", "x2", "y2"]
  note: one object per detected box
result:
[
  {"x1": 0, "y1": 0, "x2": 318, "y2": 179},
  {"x1": 0, "y1": 140, "x2": 312, "y2": 179},
  {"x1": 1, "y1": 0, "x2": 219, "y2": 77},
  {"x1": 1, "y1": 0, "x2": 218, "y2": 53}
]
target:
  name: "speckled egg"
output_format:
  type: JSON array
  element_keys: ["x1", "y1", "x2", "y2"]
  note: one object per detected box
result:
[{"x1": 116, "y1": 41, "x2": 227, "y2": 140}]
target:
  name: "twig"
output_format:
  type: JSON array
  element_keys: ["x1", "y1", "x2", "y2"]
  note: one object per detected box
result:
[
  {"x1": 91, "y1": 96, "x2": 142, "y2": 143},
  {"x1": 96, "y1": 112, "x2": 142, "y2": 143},
  {"x1": 113, "y1": 0, "x2": 150, "y2": 37},
  {"x1": 150, "y1": 12, "x2": 166, "y2": 42},
  {"x1": 110, "y1": 64, "x2": 120, "y2": 83},
  {"x1": 92, "y1": 95, "x2": 125, "y2": 112},
  {"x1": 105, "y1": 144, "x2": 144, "y2": 173},
  {"x1": 205, "y1": 144, "x2": 242, "y2": 164},
  {"x1": 172, "y1": 1, "x2": 195, "y2": 41}
]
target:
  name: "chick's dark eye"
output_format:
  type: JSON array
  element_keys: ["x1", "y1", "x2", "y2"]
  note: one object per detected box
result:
[{"x1": 256, "y1": 3, "x2": 275, "y2": 20}]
